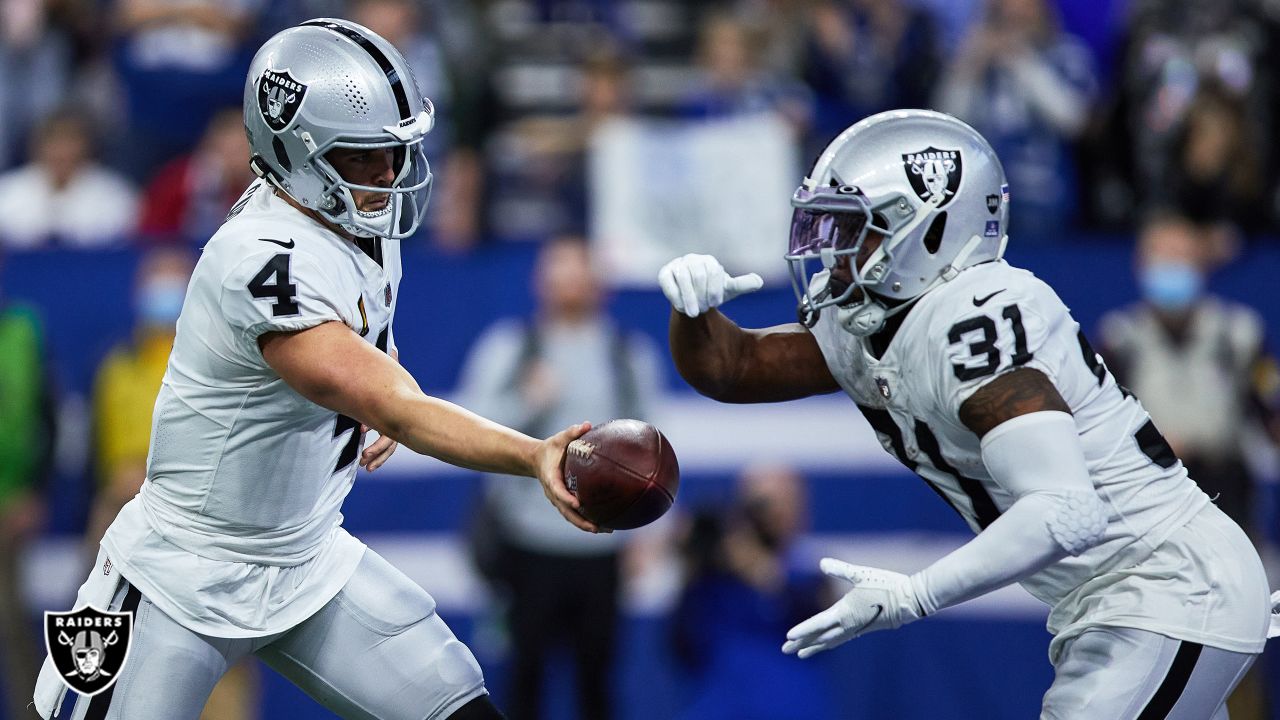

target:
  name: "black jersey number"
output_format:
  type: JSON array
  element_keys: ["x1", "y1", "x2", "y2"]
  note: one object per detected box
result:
[
  {"x1": 859, "y1": 405, "x2": 1001, "y2": 530},
  {"x1": 1076, "y1": 331, "x2": 1177, "y2": 468},
  {"x1": 332, "y1": 327, "x2": 391, "y2": 474},
  {"x1": 247, "y1": 253, "x2": 300, "y2": 317},
  {"x1": 948, "y1": 303, "x2": 1033, "y2": 380}
]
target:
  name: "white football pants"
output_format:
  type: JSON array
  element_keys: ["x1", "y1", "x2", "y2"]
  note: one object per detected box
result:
[
  {"x1": 38, "y1": 548, "x2": 487, "y2": 720},
  {"x1": 1042, "y1": 626, "x2": 1256, "y2": 719}
]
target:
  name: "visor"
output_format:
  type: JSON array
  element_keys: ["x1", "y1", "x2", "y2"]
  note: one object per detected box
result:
[{"x1": 785, "y1": 184, "x2": 886, "y2": 324}]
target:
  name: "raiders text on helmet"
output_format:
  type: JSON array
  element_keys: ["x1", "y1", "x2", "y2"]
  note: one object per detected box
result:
[
  {"x1": 786, "y1": 110, "x2": 1010, "y2": 335},
  {"x1": 243, "y1": 19, "x2": 435, "y2": 239}
]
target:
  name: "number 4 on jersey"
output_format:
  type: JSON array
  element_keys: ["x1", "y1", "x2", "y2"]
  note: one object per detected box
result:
[{"x1": 248, "y1": 253, "x2": 300, "y2": 317}]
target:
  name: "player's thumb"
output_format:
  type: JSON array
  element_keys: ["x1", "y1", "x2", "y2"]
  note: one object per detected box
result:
[
  {"x1": 819, "y1": 557, "x2": 863, "y2": 584},
  {"x1": 724, "y1": 273, "x2": 764, "y2": 301}
]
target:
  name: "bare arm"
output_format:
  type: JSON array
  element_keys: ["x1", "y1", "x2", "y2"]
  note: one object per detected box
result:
[
  {"x1": 669, "y1": 309, "x2": 840, "y2": 403},
  {"x1": 959, "y1": 367, "x2": 1071, "y2": 438},
  {"x1": 259, "y1": 321, "x2": 600, "y2": 531}
]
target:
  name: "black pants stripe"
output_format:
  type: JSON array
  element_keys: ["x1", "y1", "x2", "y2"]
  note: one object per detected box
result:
[{"x1": 1136, "y1": 641, "x2": 1204, "y2": 720}]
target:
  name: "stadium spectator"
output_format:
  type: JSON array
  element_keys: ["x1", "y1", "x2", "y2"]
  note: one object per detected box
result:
[
  {"x1": 137, "y1": 107, "x2": 254, "y2": 246},
  {"x1": 494, "y1": 48, "x2": 633, "y2": 242},
  {"x1": 460, "y1": 235, "x2": 662, "y2": 720},
  {"x1": 1107, "y1": 0, "x2": 1274, "y2": 230},
  {"x1": 0, "y1": 253, "x2": 56, "y2": 720},
  {"x1": 1099, "y1": 212, "x2": 1280, "y2": 541},
  {"x1": 110, "y1": 0, "x2": 265, "y2": 180},
  {"x1": 0, "y1": 0, "x2": 79, "y2": 169},
  {"x1": 677, "y1": 13, "x2": 812, "y2": 137},
  {"x1": 0, "y1": 110, "x2": 138, "y2": 248},
  {"x1": 1160, "y1": 84, "x2": 1265, "y2": 234},
  {"x1": 935, "y1": 0, "x2": 1097, "y2": 241},
  {"x1": 86, "y1": 246, "x2": 260, "y2": 720},
  {"x1": 800, "y1": 0, "x2": 942, "y2": 151},
  {"x1": 1098, "y1": 212, "x2": 1279, "y2": 718},
  {"x1": 669, "y1": 464, "x2": 833, "y2": 720}
]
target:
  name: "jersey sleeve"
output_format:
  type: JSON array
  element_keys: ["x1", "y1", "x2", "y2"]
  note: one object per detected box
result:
[
  {"x1": 219, "y1": 249, "x2": 344, "y2": 361},
  {"x1": 929, "y1": 274, "x2": 1075, "y2": 420}
]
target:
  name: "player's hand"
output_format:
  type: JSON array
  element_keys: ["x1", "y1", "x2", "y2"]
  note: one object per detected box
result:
[
  {"x1": 782, "y1": 558, "x2": 924, "y2": 659},
  {"x1": 359, "y1": 425, "x2": 398, "y2": 472},
  {"x1": 658, "y1": 254, "x2": 763, "y2": 318},
  {"x1": 1268, "y1": 590, "x2": 1279, "y2": 639},
  {"x1": 535, "y1": 422, "x2": 609, "y2": 534}
]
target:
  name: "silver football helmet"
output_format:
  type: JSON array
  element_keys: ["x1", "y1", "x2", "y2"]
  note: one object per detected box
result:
[
  {"x1": 243, "y1": 19, "x2": 434, "y2": 239},
  {"x1": 787, "y1": 110, "x2": 1009, "y2": 336}
]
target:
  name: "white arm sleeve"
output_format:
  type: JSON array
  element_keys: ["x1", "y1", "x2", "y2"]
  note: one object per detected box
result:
[{"x1": 909, "y1": 411, "x2": 1108, "y2": 615}]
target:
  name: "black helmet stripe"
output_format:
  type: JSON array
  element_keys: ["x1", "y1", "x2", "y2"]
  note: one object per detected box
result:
[{"x1": 301, "y1": 20, "x2": 411, "y2": 121}]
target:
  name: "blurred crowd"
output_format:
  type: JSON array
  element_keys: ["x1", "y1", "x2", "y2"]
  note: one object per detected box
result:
[
  {"x1": 2, "y1": 0, "x2": 1280, "y2": 252},
  {"x1": 2, "y1": 0, "x2": 1280, "y2": 719}
]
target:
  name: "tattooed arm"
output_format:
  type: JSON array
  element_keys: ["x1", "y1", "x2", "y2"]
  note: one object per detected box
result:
[{"x1": 959, "y1": 368, "x2": 1071, "y2": 438}]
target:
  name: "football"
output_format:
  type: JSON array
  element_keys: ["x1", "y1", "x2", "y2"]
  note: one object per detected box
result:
[{"x1": 562, "y1": 419, "x2": 680, "y2": 530}]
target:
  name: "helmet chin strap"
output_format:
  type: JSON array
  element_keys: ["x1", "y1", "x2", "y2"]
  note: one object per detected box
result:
[{"x1": 837, "y1": 232, "x2": 987, "y2": 336}]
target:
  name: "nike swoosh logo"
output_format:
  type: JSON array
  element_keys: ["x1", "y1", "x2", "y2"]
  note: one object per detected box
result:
[
  {"x1": 973, "y1": 289, "x2": 1005, "y2": 306},
  {"x1": 850, "y1": 604, "x2": 885, "y2": 635},
  {"x1": 259, "y1": 238, "x2": 295, "y2": 249}
]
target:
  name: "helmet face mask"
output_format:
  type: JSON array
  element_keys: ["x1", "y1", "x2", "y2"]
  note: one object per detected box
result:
[
  {"x1": 244, "y1": 19, "x2": 436, "y2": 240},
  {"x1": 786, "y1": 110, "x2": 1010, "y2": 336},
  {"x1": 310, "y1": 130, "x2": 433, "y2": 238}
]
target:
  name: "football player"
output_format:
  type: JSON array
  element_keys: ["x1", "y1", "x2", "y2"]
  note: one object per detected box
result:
[
  {"x1": 34, "y1": 19, "x2": 601, "y2": 720},
  {"x1": 658, "y1": 109, "x2": 1279, "y2": 718}
]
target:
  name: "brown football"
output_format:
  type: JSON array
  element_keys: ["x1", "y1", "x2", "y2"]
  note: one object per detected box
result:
[{"x1": 562, "y1": 419, "x2": 680, "y2": 530}]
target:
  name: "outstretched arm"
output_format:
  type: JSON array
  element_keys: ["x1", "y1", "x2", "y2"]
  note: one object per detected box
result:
[
  {"x1": 661, "y1": 254, "x2": 839, "y2": 403},
  {"x1": 260, "y1": 321, "x2": 601, "y2": 532},
  {"x1": 670, "y1": 311, "x2": 839, "y2": 402},
  {"x1": 911, "y1": 371, "x2": 1102, "y2": 614},
  {"x1": 785, "y1": 369, "x2": 1107, "y2": 657}
]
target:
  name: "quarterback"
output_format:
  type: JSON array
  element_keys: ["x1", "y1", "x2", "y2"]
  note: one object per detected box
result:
[
  {"x1": 658, "y1": 110, "x2": 1279, "y2": 718},
  {"x1": 35, "y1": 19, "x2": 599, "y2": 720}
]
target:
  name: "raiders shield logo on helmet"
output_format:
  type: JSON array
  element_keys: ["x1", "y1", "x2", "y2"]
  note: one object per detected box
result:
[
  {"x1": 986, "y1": 194, "x2": 999, "y2": 214},
  {"x1": 45, "y1": 606, "x2": 133, "y2": 696},
  {"x1": 902, "y1": 147, "x2": 962, "y2": 208},
  {"x1": 257, "y1": 68, "x2": 308, "y2": 132}
]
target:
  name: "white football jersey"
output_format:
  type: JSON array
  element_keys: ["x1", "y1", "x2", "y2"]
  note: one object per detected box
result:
[
  {"x1": 101, "y1": 180, "x2": 401, "y2": 637},
  {"x1": 809, "y1": 260, "x2": 1264, "y2": 653}
]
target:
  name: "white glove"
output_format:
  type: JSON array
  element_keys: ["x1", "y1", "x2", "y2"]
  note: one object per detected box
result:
[
  {"x1": 1269, "y1": 590, "x2": 1279, "y2": 639},
  {"x1": 658, "y1": 254, "x2": 763, "y2": 318},
  {"x1": 782, "y1": 558, "x2": 924, "y2": 659}
]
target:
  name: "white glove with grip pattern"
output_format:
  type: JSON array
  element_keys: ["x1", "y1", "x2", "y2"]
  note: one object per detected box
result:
[
  {"x1": 658, "y1": 254, "x2": 763, "y2": 318},
  {"x1": 1269, "y1": 590, "x2": 1279, "y2": 639},
  {"x1": 782, "y1": 558, "x2": 924, "y2": 659}
]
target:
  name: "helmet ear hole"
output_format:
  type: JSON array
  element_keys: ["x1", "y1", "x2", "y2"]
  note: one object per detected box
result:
[
  {"x1": 272, "y1": 137, "x2": 292, "y2": 172},
  {"x1": 923, "y1": 211, "x2": 947, "y2": 254}
]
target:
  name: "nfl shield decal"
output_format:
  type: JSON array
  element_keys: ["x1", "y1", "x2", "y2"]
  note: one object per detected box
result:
[
  {"x1": 257, "y1": 68, "x2": 308, "y2": 132},
  {"x1": 45, "y1": 605, "x2": 133, "y2": 696},
  {"x1": 902, "y1": 147, "x2": 962, "y2": 208}
]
